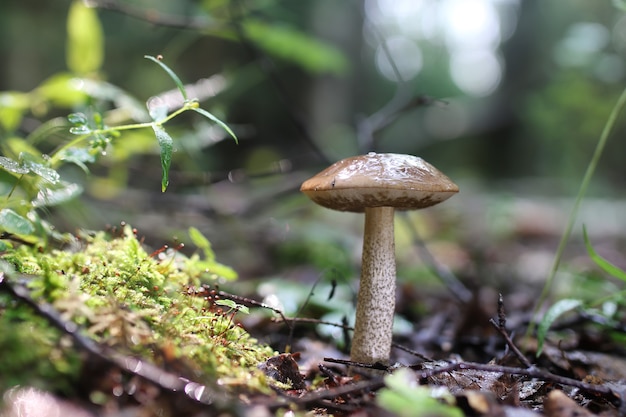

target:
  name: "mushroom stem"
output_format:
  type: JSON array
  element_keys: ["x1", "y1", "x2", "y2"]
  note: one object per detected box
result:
[{"x1": 350, "y1": 206, "x2": 396, "y2": 364}]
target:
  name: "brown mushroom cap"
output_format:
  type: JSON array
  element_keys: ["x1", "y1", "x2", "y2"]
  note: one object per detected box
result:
[{"x1": 300, "y1": 152, "x2": 459, "y2": 212}]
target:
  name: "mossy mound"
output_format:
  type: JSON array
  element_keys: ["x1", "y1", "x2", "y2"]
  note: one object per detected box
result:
[{"x1": 0, "y1": 224, "x2": 275, "y2": 397}]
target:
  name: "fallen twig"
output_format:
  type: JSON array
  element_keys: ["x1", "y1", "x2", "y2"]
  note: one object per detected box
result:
[
  {"x1": 259, "y1": 376, "x2": 385, "y2": 411},
  {"x1": 414, "y1": 360, "x2": 620, "y2": 404},
  {"x1": 324, "y1": 354, "x2": 622, "y2": 409}
]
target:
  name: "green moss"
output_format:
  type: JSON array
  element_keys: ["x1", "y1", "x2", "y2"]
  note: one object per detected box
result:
[{"x1": 0, "y1": 225, "x2": 275, "y2": 395}]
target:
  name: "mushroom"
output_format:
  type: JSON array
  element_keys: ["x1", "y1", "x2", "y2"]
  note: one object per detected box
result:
[{"x1": 300, "y1": 152, "x2": 459, "y2": 365}]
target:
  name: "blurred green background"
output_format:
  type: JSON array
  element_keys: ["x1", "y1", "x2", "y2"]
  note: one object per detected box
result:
[{"x1": 1, "y1": 0, "x2": 626, "y2": 289}]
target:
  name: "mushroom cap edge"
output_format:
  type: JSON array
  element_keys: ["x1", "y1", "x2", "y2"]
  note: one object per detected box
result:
[{"x1": 300, "y1": 153, "x2": 459, "y2": 212}]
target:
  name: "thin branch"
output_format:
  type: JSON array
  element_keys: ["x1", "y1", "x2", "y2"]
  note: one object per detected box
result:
[
  {"x1": 88, "y1": 0, "x2": 213, "y2": 30},
  {"x1": 323, "y1": 342, "x2": 621, "y2": 406},
  {"x1": 258, "y1": 377, "x2": 385, "y2": 411},
  {"x1": 323, "y1": 357, "x2": 393, "y2": 373},
  {"x1": 356, "y1": 23, "x2": 447, "y2": 153},
  {"x1": 277, "y1": 315, "x2": 350, "y2": 329},
  {"x1": 489, "y1": 293, "x2": 533, "y2": 368},
  {"x1": 391, "y1": 343, "x2": 434, "y2": 363},
  {"x1": 215, "y1": 288, "x2": 289, "y2": 322}
]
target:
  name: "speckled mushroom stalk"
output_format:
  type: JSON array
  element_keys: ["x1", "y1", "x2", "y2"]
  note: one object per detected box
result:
[
  {"x1": 300, "y1": 152, "x2": 459, "y2": 366},
  {"x1": 352, "y1": 206, "x2": 396, "y2": 364}
]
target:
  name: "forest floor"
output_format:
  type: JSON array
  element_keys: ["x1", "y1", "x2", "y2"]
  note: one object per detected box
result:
[{"x1": 2, "y1": 193, "x2": 626, "y2": 416}]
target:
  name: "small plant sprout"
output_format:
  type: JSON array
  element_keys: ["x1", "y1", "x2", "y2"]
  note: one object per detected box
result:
[
  {"x1": 212, "y1": 299, "x2": 250, "y2": 342},
  {"x1": 301, "y1": 153, "x2": 459, "y2": 365},
  {"x1": 536, "y1": 225, "x2": 626, "y2": 356},
  {"x1": 0, "y1": 56, "x2": 240, "y2": 242},
  {"x1": 215, "y1": 298, "x2": 251, "y2": 316},
  {"x1": 60, "y1": 56, "x2": 238, "y2": 193}
]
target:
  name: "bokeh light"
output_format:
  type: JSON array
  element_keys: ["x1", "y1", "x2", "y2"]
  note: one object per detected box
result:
[
  {"x1": 375, "y1": 36, "x2": 423, "y2": 81},
  {"x1": 449, "y1": 49, "x2": 502, "y2": 97},
  {"x1": 366, "y1": 0, "x2": 520, "y2": 97}
]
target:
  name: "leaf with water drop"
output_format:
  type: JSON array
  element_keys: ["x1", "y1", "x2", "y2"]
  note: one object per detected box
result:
[
  {"x1": 69, "y1": 125, "x2": 92, "y2": 135},
  {"x1": 20, "y1": 154, "x2": 60, "y2": 184},
  {"x1": 0, "y1": 156, "x2": 29, "y2": 175},
  {"x1": 67, "y1": 112, "x2": 88, "y2": 125},
  {"x1": 146, "y1": 96, "x2": 168, "y2": 122}
]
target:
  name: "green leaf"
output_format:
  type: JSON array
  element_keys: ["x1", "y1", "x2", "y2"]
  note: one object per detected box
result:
[
  {"x1": 144, "y1": 56, "x2": 188, "y2": 101},
  {"x1": 57, "y1": 147, "x2": 96, "y2": 173},
  {"x1": 20, "y1": 153, "x2": 60, "y2": 184},
  {"x1": 0, "y1": 92, "x2": 29, "y2": 131},
  {"x1": 36, "y1": 73, "x2": 87, "y2": 107},
  {"x1": 189, "y1": 226, "x2": 216, "y2": 262},
  {"x1": 0, "y1": 156, "x2": 29, "y2": 175},
  {"x1": 215, "y1": 299, "x2": 250, "y2": 314},
  {"x1": 0, "y1": 152, "x2": 60, "y2": 182},
  {"x1": 187, "y1": 228, "x2": 238, "y2": 280},
  {"x1": 215, "y1": 299, "x2": 238, "y2": 310},
  {"x1": 66, "y1": 1, "x2": 104, "y2": 74},
  {"x1": 191, "y1": 107, "x2": 238, "y2": 144},
  {"x1": 189, "y1": 226, "x2": 211, "y2": 250},
  {"x1": 204, "y1": 262, "x2": 237, "y2": 281},
  {"x1": 537, "y1": 299, "x2": 583, "y2": 357},
  {"x1": 377, "y1": 369, "x2": 463, "y2": 417},
  {"x1": 0, "y1": 209, "x2": 35, "y2": 235},
  {"x1": 243, "y1": 20, "x2": 349, "y2": 75},
  {"x1": 69, "y1": 124, "x2": 92, "y2": 135},
  {"x1": 151, "y1": 124, "x2": 173, "y2": 192},
  {"x1": 583, "y1": 225, "x2": 626, "y2": 282}
]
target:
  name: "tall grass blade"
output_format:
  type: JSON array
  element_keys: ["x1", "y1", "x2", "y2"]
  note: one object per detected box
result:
[{"x1": 529, "y1": 86, "x2": 626, "y2": 338}]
